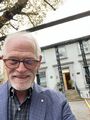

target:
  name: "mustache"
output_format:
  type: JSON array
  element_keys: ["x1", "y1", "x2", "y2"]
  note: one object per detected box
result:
[{"x1": 12, "y1": 73, "x2": 32, "y2": 77}]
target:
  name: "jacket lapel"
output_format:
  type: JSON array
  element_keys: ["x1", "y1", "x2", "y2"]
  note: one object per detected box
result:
[
  {"x1": 0, "y1": 82, "x2": 8, "y2": 120},
  {"x1": 29, "y1": 84, "x2": 47, "y2": 120}
]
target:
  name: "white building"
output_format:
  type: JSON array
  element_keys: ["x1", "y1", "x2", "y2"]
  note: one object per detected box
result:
[{"x1": 38, "y1": 35, "x2": 90, "y2": 98}]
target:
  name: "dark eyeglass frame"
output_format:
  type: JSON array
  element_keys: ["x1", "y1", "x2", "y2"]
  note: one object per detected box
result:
[{"x1": 3, "y1": 58, "x2": 40, "y2": 70}]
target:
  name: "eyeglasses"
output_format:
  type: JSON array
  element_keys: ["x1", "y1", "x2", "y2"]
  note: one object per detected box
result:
[{"x1": 3, "y1": 58, "x2": 40, "y2": 70}]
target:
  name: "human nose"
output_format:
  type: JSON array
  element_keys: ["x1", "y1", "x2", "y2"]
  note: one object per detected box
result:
[{"x1": 16, "y1": 62, "x2": 27, "y2": 72}]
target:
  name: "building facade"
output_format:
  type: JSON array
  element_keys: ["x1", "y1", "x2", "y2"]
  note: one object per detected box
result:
[{"x1": 38, "y1": 37, "x2": 90, "y2": 98}]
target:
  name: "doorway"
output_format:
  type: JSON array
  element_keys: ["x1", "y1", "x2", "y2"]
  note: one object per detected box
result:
[{"x1": 63, "y1": 70, "x2": 73, "y2": 90}]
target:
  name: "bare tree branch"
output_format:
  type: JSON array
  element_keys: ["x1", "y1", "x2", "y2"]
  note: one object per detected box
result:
[
  {"x1": 0, "y1": 7, "x2": 7, "y2": 12},
  {"x1": 44, "y1": 0, "x2": 56, "y2": 11},
  {"x1": 27, "y1": 15, "x2": 35, "y2": 27},
  {"x1": 0, "y1": 0, "x2": 28, "y2": 29},
  {"x1": 20, "y1": 12, "x2": 38, "y2": 16},
  {"x1": 9, "y1": 22, "x2": 18, "y2": 30},
  {"x1": 11, "y1": 18, "x2": 18, "y2": 21}
]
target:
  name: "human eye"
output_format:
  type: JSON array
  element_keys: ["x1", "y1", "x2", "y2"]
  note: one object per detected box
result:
[
  {"x1": 25, "y1": 59, "x2": 34, "y2": 65},
  {"x1": 8, "y1": 59, "x2": 18, "y2": 65}
]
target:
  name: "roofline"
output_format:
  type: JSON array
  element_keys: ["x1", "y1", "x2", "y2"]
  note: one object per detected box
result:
[
  {"x1": 41, "y1": 34, "x2": 90, "y2": 50},
  {"x1": 0, "y1": 10, "x2": 90, "y2": 41}
]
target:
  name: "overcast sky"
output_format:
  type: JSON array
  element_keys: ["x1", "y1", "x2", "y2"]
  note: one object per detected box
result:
[{"x1": 33, "y1": 0, "x2": 90, "y2": 47}]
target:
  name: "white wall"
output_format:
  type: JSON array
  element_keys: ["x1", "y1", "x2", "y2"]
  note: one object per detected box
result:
[{"x1": 40, "y1": 40, "x2": 90, "y2": 97}]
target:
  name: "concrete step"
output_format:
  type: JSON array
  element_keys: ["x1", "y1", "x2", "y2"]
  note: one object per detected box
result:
[{"x1": 65, "y1": 90, "x2": 83, "y2": 101}]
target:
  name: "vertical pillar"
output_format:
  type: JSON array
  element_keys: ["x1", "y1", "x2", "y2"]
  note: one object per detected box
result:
[
  {"x1": 79, "y1": 41, "x2": 90, "y2": 94},
  {"x1": 55, "y1": 46, "x2": 65, "y2": 92}
]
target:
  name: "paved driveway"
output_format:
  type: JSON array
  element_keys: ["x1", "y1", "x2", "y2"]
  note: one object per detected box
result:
[{"x1": 69, "y1": 100, "x2": 90, "y2": 120}]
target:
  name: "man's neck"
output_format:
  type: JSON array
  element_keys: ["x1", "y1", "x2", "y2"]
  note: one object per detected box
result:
[{"x1": 15, "y1": 90, "x2": 28, "y2": 104}]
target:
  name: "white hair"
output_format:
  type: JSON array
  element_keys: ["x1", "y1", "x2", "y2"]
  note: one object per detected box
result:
[{"x1": 2, "y1": 32, "x2": 42, "y2": 59}]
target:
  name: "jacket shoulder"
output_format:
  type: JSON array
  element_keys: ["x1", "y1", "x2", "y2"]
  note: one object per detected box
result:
[
  {"x1": 0, "y1": 82, "x2": 8, "y2": 94},
  {"x1": 43, "y1": 87, "x2": 66, "y2": 103},
  {"x1": 34, "y1": 84, "x2": 66, "y2": 104},
  {"x1": 35, "y1": 85, "x2": 76, "y2": 120}
]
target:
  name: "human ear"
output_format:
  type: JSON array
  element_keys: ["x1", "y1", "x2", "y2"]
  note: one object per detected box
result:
[{"x1": 37, "y1": 55, "x2": 42, "y2": 69}]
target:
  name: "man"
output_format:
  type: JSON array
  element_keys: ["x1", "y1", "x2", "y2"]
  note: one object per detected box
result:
[{"x1": 0, "y1": 32, "x2": 76, "y2": 120}]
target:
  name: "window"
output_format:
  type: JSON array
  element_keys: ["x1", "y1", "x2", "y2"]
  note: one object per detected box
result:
[
  {"x1": 78, "y1": 41, "x2": 90, "y2": 54},
  {"x1": 58, "y1": 46, "x2": 67, "y2": 58},
  {"x1": 83, "y1": 41, "x2": 89, "y2": 52},
  {"x1": 39, "y1": 69, "x2": 47, "y2": 87},
  {"x1": 81, "y1": 63, "x2": 90, "y2": 86},
  {"x1": 41, "y1": 50, "x2": 45, "y2": 63}
]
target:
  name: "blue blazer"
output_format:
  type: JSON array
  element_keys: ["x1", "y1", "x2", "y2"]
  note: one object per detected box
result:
[{"x1": 0, "y1": 82, "x2": 76, "y2": 120}]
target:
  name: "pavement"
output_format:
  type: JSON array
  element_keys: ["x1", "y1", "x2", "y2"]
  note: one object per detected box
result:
[{"x1": 69, "y1": 100, "x2": 90, "y2": 120}]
